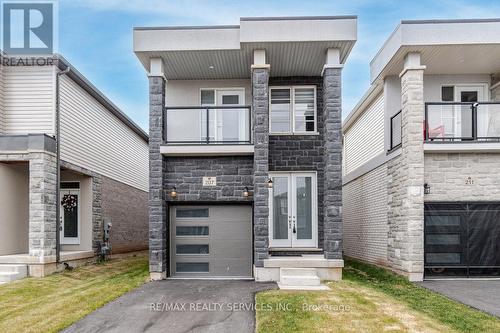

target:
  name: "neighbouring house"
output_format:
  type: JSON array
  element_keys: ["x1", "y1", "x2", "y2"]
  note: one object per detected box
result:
[
  {"x1": 0, "y1": 55, "x2": 149, "y2": 281},
  {"x1": 342, "y1": 19, "x2": 500, "y2": 281},
  {"x1": 134, "y1": 16, "x2": 357, "y2": 287}
]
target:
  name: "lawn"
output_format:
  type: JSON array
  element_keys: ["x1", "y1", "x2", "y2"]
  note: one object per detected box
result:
[
  {"x1": 0, "y1": 253, "x2": 149, "y2": 333},
  {"x1": 256, "y1": 259, "x2": 500, "y2": 333}
]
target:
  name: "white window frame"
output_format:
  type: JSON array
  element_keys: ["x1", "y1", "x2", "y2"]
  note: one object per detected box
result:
[
  {"x1": 60, "y1": 182, "x2": 81, "y2": 245},
  {"x1": 199, "y1": 88, "x2": 246, "y2": 142},
  {"x1": 268, "y1": 171, "x2": 318, "y2": 248},
  {"x1": 269, "y1": 85, "x2": 318, "y2": 135}
]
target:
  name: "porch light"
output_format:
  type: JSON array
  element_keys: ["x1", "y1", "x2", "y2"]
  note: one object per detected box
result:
[
  {"x1": 242, "y1": 187, "x2": 250, "y2": 198},
  {"x1": 424, "y1": 183, "x2": 431, "y2": 195},
  {"x1": 170, "y1": 186, "x2": 178, "y2": 199},
  {"x1": 267, "y1": 179, "x2": 273, "y2": 189}
]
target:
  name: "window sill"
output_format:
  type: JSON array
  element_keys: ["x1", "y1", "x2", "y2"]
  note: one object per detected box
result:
[{"x1": 269, "y1": 132, "x2": 320, "y2": 136}]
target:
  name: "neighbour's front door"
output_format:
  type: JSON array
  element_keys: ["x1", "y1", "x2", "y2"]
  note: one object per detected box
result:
[
  {"x1": 60, "y1": 186, "x2": 80, "y2": 245},
  {"x1": 269, "y1": 172, "x2": 317, "y2": 248}
]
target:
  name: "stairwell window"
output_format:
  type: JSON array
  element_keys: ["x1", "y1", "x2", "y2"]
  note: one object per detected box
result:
[{"x1": 270, "y1": 86, "x2": 317, "y2": 134}]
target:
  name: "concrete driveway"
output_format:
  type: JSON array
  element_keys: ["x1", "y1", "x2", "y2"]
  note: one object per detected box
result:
[
  {"x1": 419, "y1": 280, "x2": 500, "y2": 318},
  {"x1": 63, "y1": 280, "x2": 277, "y2": 333}
]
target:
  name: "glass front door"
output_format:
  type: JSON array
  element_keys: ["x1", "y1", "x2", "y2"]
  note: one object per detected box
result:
[
  {"x1": 60, "y1": 188, "x2": 80, "y2": 245},
  {"x1": 269, "y1": 172, "x2": 317, "y2": 248}
]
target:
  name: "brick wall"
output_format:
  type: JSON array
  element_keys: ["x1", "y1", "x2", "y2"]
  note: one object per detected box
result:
[
  {"x1": 343, "y1": 163, "x2": 389, "y2": 266},
  {"x1": 101, "y1": 175, "x2": 148, "y2": 253},
  {"x1": 424, "y1": 153, "x2": 500, "y2": 201},
  {"x1": 163, "y1": 156, "x2": 254, "y2": 202},
  {"x1": 269, "y1": 76, "x2": 325, "y2": 248}
]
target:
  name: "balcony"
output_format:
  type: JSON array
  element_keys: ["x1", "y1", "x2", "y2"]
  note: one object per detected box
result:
[
  {"x1": 424, "y1": 102, "x2": 500, "y2": 152},
  {"x1": 161, "y1": 106, "x2": 253, "y2": 156}
]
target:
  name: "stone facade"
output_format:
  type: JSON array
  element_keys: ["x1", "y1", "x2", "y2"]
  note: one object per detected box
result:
[
  {"x1": 269, "y1": 76, "x2": 326, "y2": 249},
  {"x1": 252, "y1": 67, "x2": 270, "y2": 267},
  {"x1": 322, "y1": 68, "x2": 343, "y2": 260},
  {"x1": 148, "y1": 76, "x2": 168, "y2": 277},
  {"x1": 424, "y1": 153, "x2": 500, "y2": 201},
  {"x1": 164, "y1": 156, "x2": 253, "y2": 202},
  {"x1": 386, "y1": 67, "x2": 425, "y2": 280},
  {"x1": 28, "y1": 152, "x2": 57, "y2": 257}
]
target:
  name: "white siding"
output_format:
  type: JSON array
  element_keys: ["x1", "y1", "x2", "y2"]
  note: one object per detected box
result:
[
  {"x1": 3, "y1": 66, "x2": 55, "y2": 135},
  {"x1": 59, "y1": 76, "x2": 148, "y2": 192},
  {"x1": 343, "y1": 164, "x2": 388, "y2": 265},
  {"x1": 343, "y1": 93, "x2": 384, "y2": 175}
]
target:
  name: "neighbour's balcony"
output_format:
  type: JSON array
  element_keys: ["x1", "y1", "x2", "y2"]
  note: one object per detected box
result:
[
  {"x1": 424, "y1": 102, "x2": 500, "y2": 152},
  {"x1": 160, "y1": 106, "x2": 254, "y2": 156}
]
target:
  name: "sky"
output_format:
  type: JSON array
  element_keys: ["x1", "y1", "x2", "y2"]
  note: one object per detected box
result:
[{"x1": 57, "y1": 0, "x2": 500, "y2": 132}]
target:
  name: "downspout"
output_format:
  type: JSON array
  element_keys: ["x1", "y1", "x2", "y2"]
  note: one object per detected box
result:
[{"x1": 55, "y1": 66, "x2": 71, "y2": 264}]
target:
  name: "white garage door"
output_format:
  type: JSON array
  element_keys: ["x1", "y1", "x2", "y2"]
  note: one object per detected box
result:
[{"x1": 170, "y1": 205, "x2": 252, "y2": 278}]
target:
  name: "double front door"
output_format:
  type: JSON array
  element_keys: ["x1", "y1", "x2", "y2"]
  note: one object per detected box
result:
[{"x1": 269, "y1": 172, "x2": 317, "y2": 248}]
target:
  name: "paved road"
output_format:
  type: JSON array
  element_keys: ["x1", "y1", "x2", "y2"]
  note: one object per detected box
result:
[
  {"x1": 63, "y1": 280, "x2": 277, "y2": 333},
  {"x1": 419, "y1": 280, "x2": 500, "y2": 318}
]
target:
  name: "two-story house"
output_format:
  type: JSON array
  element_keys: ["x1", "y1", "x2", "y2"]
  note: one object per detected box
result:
[
  {"x1": 0, "y1": 55, "x2": 149, "y2": 281},
  {"x1": 343, "y1": 19, "x2": 500, "y2": 281},
  {"x1": 134, "y1": 16, "x2": 357, "y2": 288}
]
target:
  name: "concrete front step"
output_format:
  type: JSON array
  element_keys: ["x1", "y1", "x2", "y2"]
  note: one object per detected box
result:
[
  {"x1": 0, "y1": 264, "x2": 27, "y2": 283},
  {"x1": 281, "y1": 268, "x2": 318, "y2": 277},
  {"x1": 277, "y1": 283, "x2": 330, "y2": 291},
  {"x1": 280, "y1": 275, "x2": 321, "y2": 286}
]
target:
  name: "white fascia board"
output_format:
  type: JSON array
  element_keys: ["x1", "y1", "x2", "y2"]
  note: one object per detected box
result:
[
  {"x1": 133, "y1": 27, "x2": 241, "y2": 52},
  {"x1": 370, "y1": 20, "x2": 500, "y2": 83},
  {"x1": 240, "y1": 18, "x2": 357, "y2": 43}
]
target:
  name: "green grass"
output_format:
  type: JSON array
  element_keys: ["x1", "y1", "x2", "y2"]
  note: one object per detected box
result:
[
  {"x1": 0, "y1": 253, "x2": 149, "y2": 333},
  {"x1": 256, "y1": 259, "x2": 500, "y2": 333},
  {"x1": 344, "y1": 259, "x2": 500, "y2": 332}
]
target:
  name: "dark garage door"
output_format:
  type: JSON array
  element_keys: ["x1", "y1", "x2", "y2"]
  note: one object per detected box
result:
[
  {"x1": 170, "y1": 205, "x2": 252, "y2": 278},
  {"x1": 425, "y1": 203, "x2": 500, "y2": 278}
]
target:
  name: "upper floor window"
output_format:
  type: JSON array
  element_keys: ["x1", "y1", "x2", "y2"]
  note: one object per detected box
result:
[{"x1": 270, "y1": 86, "x2": 317, "y2": 134}]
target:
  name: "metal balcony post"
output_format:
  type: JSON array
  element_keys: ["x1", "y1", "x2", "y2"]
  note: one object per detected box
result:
[{"x1": 206, "y1": 108, "x2": 210, "y2": 144}]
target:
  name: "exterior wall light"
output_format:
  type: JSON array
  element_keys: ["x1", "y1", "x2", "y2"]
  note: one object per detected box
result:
[
  {"x1": 424, "y1": 183, "x2": 431, "y2": 195},
  {"x1": 267, "y1": 179, "x2": 273, "y2": 189},
  {"x1": 242, "y1": 187, "x2": 250, "y2": 198},
  {"x1": 170, "y1": 186, "x2": 178, "y2": 199}
]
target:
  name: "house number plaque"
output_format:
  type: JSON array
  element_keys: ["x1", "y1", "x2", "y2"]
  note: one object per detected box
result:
[{"x1": 203, "y1": 177, "x2": 217, "y2": 187}]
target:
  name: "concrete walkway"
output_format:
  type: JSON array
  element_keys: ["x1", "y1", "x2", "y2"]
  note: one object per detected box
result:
[
  {"x1": 419, "y1": 280, "x2": 500, "y2": 318},
  {"x1": 62, "y1": 280, "x2": 277, "y2": 333}
]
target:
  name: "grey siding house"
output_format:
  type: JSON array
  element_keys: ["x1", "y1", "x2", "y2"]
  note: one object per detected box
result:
[
  {"x1": 343, "y1": 19, "x2": 500, "y2": 281},
  {"x1": 134, "y1": 16, "x2": 357, "y2": 286},
  {"x1": 0, "y1": 56, "x2": 149, "y2": 282}
]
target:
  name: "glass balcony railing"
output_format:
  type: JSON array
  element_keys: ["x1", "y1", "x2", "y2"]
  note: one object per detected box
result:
[
  {"x1": 425, "y1": 102, "x2": 500, "y2": 142},
  {"x1": 163, "y1": 106, "x2": 252, "y2": 144}
]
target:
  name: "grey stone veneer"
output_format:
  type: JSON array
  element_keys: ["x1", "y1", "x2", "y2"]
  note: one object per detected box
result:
[
  {"x1": 252, "y1": 67, "x2": 270, "y2": 267},
  {"x1": 269, "y1": 77, "x2": 325, "y2": 249},
  {"x1": 148, "y1": 76, "x2": 167, "y2": 275},
  {"x1": 29, "y1": 152, "x2": 57, "y2": 257},
  {"x1": 322, "y1": 68, "x2": 343, "y2": 260},
  {"x1": 164, "y1": 156, "x2": 253, "y2": 202},
  {"x1": 387, "y1": 67, "x2": 424, "y2": 278}
]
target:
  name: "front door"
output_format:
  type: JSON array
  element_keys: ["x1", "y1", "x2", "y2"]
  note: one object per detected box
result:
[
  {"x1": 60, "y1": 187, "x2": 80, "y2": 245},
  {"x1": 269, "y1": 172, "x2": 317, "y2": 248}
]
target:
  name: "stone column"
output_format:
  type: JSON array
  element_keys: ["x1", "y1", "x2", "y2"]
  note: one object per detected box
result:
[
  {"x1": 148, "y1": 59, "x2": 167, "y2": 280},
  {"x1": 322, "y1": 67, "x2": 343, "y2": 260},
  {"x1": 387, "y1": 52, "x2": 425, "y2": 281},
  {"x1": 252, "y1": 64, "x2": 270, "y2": 268},
  {"x1": 29, "y1": 152, "x2": 57, "y2": 258}
]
